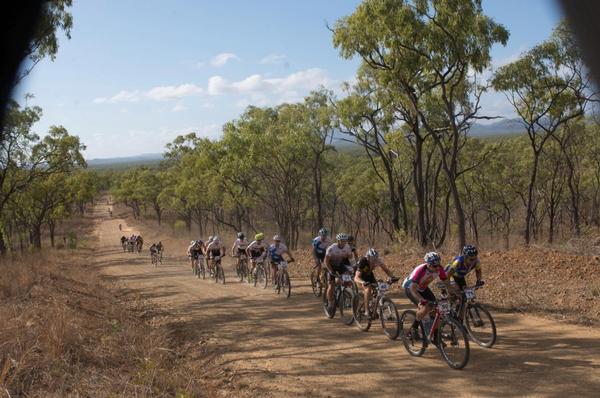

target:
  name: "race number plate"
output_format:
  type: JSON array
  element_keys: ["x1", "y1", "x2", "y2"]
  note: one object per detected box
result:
[
  {"x1": 342, "y1": 274, "x2": 352, "y2": 282},
  {"x1": 464, "y1": 288, "x2": 475, "y2": 300},
  {"x1": 439, "y1": 301, "x2": 451, "y2": 314},
  {"x1": 278, "y1": 261, "x2": 288, "y2": 270},
  {"x1": 378, "y1": 282, "x2": 389, "y2": 291}
]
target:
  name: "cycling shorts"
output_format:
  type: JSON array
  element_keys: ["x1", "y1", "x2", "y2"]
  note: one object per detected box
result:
[
  {"x1": 328, "y1": 263, "x2": 349, "y2": 282},
  {"x1": 405, "y1": 287, "x2": 436, "y2": 306}
]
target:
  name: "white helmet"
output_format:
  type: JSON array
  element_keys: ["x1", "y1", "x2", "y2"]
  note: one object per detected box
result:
[
  {"x1": 366, "y1": 248, "x2": 378, "y2": 258},
  {"x1": 190, "y1": 240, "x2": 195, "y2": 245},
  {"x1": 273, "y1": 235, "x2": 282, "y2": 242},
  {"x1": 424, "y1": 252, "x2": 441, "y2": 266},
  {"x1": 208, "y1": 235, "x2": 214, "y2": 242},
  {"x1": 336, "y1": 233, "x2": 348, "y2": 241}
]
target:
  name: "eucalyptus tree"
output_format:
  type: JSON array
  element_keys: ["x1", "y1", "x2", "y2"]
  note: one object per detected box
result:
[
  {"x1": 492, "y1": 21, "x2": 595, "y2": 244},
  {"x1": 333, "y1": 0, "x2": 508, "y2": 249}
]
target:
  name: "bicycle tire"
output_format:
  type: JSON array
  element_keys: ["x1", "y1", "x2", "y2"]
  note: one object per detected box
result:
[
  {"x1": 379, "y1": 297, "x2": 400, "y2": 340},
  {"x1": 255, "y1": 265, "x2": 267, "y2": 289},
  {"x1": 400, "y1": 310, "x2": 426, "y2": 357},
  {"x1": 352, "y1": 293, "x2": 372, "y2": 332},
  {"x1": 217, "y1": 263, "x2": 225, "y2": 284},
  {"x1": 339, "y1": 288, "x2": 355, "y2": 326},
  {"x1": 322, "y1": 288, "x2": 336, "y2": 319},
  {"x1": 465, "y1": 303, "x2": 497, "y2": 348},
  {"x1": 310, "y1": 268, "x2": 322, "y2": 297},
  {"x1": 282, "y1": 270, "x2": 291, "y2": 298},
  {"x1": 438, "y1": 317, "x2": 470, "y2": 370}
]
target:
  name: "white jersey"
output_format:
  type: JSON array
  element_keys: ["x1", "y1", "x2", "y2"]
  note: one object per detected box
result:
[
  {"x1": 232, "y1": 238, "x2": 249, "y2": 252},
  {"x1": 247, "y1": 240, "x2": 268, "y2": 258},
  {"x1": 206, "y1": 240, "x2": 223, "y2": 254},
  {"x1": 325, "y1": 243, "x2": 353, "y2": 267}
]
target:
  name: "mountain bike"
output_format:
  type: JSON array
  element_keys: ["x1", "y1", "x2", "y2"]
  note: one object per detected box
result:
[
  {"x1": 192, "y1": 254, "x2": 205, "y2": 279},
  {"x1": 440, "y1": 283, "x2": 496, "y2": 348},
  {"x1": 252, "y1": 259, "x2": 268, "y2": 289},
  {"x1": 353, "y1": 277, "x2": 400, "y2": 340},
  {"x1": 212, "y1": 256, "x2": 225, "y2": 284},
  {"x1": 400, "y1": 287, "x2": 470, "y2": 370},
  {"x1": 322, "y1": 270, "x2": 355, "y2": 325},
  {"x1": 310, "y1": 263, "x2": 328, "y2": 297},
  {"x1": 151, "y1": 251, "x2": 159, "y2": 266},
  {"x1": 236, "y1": 253, "x2": 249, "y2": 282},
  {"x1": 274, "y1": 259, "x2": 294, "y2": 298}
]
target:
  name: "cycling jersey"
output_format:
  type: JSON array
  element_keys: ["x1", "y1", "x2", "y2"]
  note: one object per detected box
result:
[
  {"x1": 312, "y1": 236, "x2": 332, "y2": 260},
  {"x1": 445, "y1": 255, "x2": 481, "y2": 279},
  {"x1": 402, "y1": 263, "x2": 448, "y2": 292},
  {"x1": 187, "y1": 243, "x2": 203, "y2": 257},
  {"x1": 206, "y1": 241, "x2": 223, "y2": 258},
  {"x1": 247, "y1": 240, "x2": 268, "y2": 259},
  {"x1": 356, "y1": 256, "x2": 383, "y2": 276},
  {"x1": 325, "y1": 243, "x2": 353, "y2": 268},
  {"x1": 232, "y1": 238, "x2": 249, "y2": 253},
  {"x1": 269, "y1": 243, "x2": 289, "y2": 263}
]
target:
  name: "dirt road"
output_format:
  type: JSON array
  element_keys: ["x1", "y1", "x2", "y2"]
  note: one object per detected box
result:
[{"x1": 93, "y1": 204, "x2": 600, "y2": 397}]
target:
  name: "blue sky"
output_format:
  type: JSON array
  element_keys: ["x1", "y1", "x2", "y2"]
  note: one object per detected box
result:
[{"x1": 15, "y1": 0, "x2": 561, "y2": 159}]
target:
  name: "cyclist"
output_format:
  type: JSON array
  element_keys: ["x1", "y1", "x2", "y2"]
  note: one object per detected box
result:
[
  {"x1": 445, "y1": 245, "x2": 484, "y2": 290},
  {"x1": 312, "y1": 228, "x2": 331, "y2": 284},
  {"x1": 268, "y1": 235, "x2": 295, "y2": 288},
  {"x1": 344, "y1": 234, "x2": 359, "y2": 270},
  {"x1": 206, "y1": 236, "x2": 225, "y2": 275},
  {"x1": 149, "y1": 243, "x2": 159, "y2": 262},
  {"x1": 246, "y1": 233, "x2": 268, "y2": 279},
  {"x1": 324, "y1": 233, "x2": 353, "y2": 310},
  {"x1": 187, "y1": 240, "x2": 204, "y2": 271},
  {"x1": 231, "y1": 232, "x2": 249, "y2": 265},
  {"x1": 354, "y1": 248, "x2": 396, "y2": 317},
  {"x1": 402, "y1": 252, "x2": 455, "y2": 338}
]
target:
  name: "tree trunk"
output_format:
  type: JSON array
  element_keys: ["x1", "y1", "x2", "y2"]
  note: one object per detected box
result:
[
  {"x1": 31, "y1": 224, "x2": 42, "y2": 249},
  {"x1": 48, "y1": 220, "x2": 56, "y2": 248},
  {"x1": 413, "y1": 133, "x2": 428, "y2": 246},
  {"x1": 525, "y1": 151, "x2": 541, "y2": 245}
]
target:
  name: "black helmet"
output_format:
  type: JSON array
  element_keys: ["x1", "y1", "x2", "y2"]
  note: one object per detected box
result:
[
  {"x1": 237, "y1": 232, "x2": 245, "y2": 239},
  {"x1": 463, "y1": 245, "x2": 478, "y2": 258}
]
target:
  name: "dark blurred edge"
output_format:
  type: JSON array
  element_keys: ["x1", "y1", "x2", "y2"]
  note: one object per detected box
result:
[
  {"x1": 559, "y1": 0, "x2": 600, "y2": 88},
  {"x1": 1, "y1": 1, "x2": 600, "y2": 131},
  {"x1": 0, "y1": 1, "x2": 45, "y2": 130}
]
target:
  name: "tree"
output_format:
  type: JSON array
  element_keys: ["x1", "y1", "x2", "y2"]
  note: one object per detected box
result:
[{"x1": 492, "y1": 21, "x2": 595, "y2": 244}]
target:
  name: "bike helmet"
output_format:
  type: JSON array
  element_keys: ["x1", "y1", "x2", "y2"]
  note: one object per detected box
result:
[
  {"x1": 196, "y1": 239, "x2": 203, "y2": 245},
  {"x1": 424, "y1": 251, "x2": 441, "y2": 266},
  {"x1": 366, "y1": 248, "x2": 378, "y2": 258},
  {"x1": 208, "y1": 235, "x2": 213, "y2": 242},
  {"x1": 273, "y1": 235, "x2": 282, "y2": 242},
  {"x1": 255, "y1": 233, "x2": 264, "y2": 241},
  {"x1": 237, "y1": 232, "x2": 245, "y2": 239},
  {"x1": 213, "y1": 235, "x2": 219, "y2": 242},
  {"x1": 336, "y1": 233, "x2": 348, "y2": 241},
  {"x1": 318, "y1": 227, "x2": 328, "y2": 236},
  {"x1": 463, "y1": 244, "x2": 478, "y2": 258},
  {"x1": 190, "y1": 240, "x2": 195, "y2": 245}
]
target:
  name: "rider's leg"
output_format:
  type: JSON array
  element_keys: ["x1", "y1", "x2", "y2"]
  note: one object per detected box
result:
[
  {"x1": 271, "y1": 262, "x2": 278, "y2": 286},
  {"x1": 363, "y1": 285, "x2": 372, "y2": 315},
  {"x1": 326, "y1": 273, "x2": 335, "y2": 307}
]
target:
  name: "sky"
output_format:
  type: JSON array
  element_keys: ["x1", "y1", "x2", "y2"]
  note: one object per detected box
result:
[{"x1": 14, "y1": 0, "x2": 562, "y2": 159}]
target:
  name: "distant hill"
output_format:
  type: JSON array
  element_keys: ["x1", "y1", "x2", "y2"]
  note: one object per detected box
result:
[
  {"x1": 87, "y1": 153, "x2": 163, "y2": 169},
  {"x1": 469, "y1": 118, "x2": 524, "y2": 137}
]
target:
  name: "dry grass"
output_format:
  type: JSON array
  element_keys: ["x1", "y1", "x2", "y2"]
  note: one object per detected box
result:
[{"x1": 0, "y1": 248, "x2": 225, "y2": 397}]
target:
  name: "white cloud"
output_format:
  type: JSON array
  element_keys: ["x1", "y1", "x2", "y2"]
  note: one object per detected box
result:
[
  {"x1": 172, "y1": 102, "x2": 187, "y2": 112},
  {"x1": 94, "y1": 84, "x2": 203, "y2": 104},
  {"x1": 210, "y1": 52, "x2": 240, "y2": 67},
  {"x1": 146, "y1": 84, "x2": 203, "y2": 101},
  {"x1": 207, "y1": 68, "x2": 332, "y2": 103},
  {"x1": 260, "y1": 54, "x2": 286, "y2": 64}
]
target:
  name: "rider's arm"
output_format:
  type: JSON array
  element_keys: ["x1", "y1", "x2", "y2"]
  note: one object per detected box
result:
[
  {"x1": 410, "y1": 283, "x2": 425, "y2": 303},
  {"x1": 475, "y1": 267, "x2": 483, "y2": 284},
  {"x1": 354, "y1": 269, "x2": 366, "y2": 285},
  {"x1": 379, "y1": 262, "x2": 394, "y2": 278},
  {"x1": 231, "y1": 242, "x2": 237, "y2": 256},
  {"x1": 324, "y1": 255, "x2": 333, "y2": 274}
]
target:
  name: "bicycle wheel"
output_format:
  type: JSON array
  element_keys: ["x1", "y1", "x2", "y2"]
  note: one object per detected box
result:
[
  {"x1": 438, "y1": 317, "x2": 470, "y2": 370},
  {"x1": 217, "y1": 263, "x2": 226, "y2": 284},
  {"x1": 282, "y1": 270, "x2": 291, "y2": 298},
  {"x1": 339, "y1": 288, "x2": 355, "y2": 326},
  {"x1": 322, "y1": 288, "x2": 336, "y2": 319},
  {"x1": 400, "y1": 310, "x2": 426, "y2": 357},
  {"x1": 465, "y1": 303, "x2": 497, "y2": 348},
  {"x1": 241, "y1": 260, "x2": 248, "y2": 282},
  {"x1": 310, "y1": 268, "x2": 322, "y2": 297},
  {"x1": 255, "y1": 266, "x2": 267, "y2": 289},
  {"x1": 352, "y1": 293, "x2": 372, "y2": 332},
  {"x1": 379, "y1": 297, "x2": 400, "y2": 340}
]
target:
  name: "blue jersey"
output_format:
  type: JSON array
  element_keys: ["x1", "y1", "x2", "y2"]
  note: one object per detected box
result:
[{"x1": 312, "y1": 236, "x2": 332, "y2": 258}]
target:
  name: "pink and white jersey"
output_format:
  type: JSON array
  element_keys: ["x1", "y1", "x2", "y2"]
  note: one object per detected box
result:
[
  {"x1": 404, "y1": 263, "x2": 448, "y2": 292},
  {"x1": 325, "y1": 243, "x2": 353, "y2": 267},
  {"x1": 232, "y1": 238, "x2": 249, "y2": 251}
]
